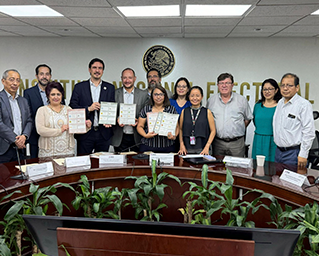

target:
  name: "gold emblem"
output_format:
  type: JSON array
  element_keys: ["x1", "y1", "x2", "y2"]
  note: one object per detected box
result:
[{"x1": 143, "y1": 45, "x2": 175, "y2": 77}]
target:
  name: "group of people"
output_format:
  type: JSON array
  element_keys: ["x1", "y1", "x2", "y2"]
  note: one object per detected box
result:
[{"x1": 0, "y1": 57, "x2": 315, "y2": 169}]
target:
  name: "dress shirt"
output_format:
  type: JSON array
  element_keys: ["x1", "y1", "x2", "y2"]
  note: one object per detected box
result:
[
  {"x1": 38, "y1": 84, "x2": 48, "y2": 106},
  {"x1": 206, "y1": 92, "x2": 253, "y2": 139},
  {"x1": 5, "y1": 90, "x2": 22, "y2": 136},
  {"x1": 273, "y1": 93, "x2": 315, "y2": 159},
  {"x1": 123, "y1": 87, "x2": 134, "y2": 134},
  {"x1": 90, "y1": 79, "x2": 102, "y2": 127}
]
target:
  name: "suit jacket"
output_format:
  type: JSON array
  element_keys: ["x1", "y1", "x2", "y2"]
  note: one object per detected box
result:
[
  {"x1": 112, "y1": 87, "x2": 149, "y2": 147},
  {"x1": 24, "y1": 84, "x2": 65, "y2": 146},
  {"x1": 0, "y1": 90, "x2": 32, "y2": 155},
  {"x1": 69, "y1": 79, "x2": 115, "y2": 141}
]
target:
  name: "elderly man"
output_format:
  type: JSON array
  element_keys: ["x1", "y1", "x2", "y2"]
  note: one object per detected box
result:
[
  {"x1": 24, "y1": 64, "x2": 54, "y2": 159},
  {"x1": 70, "y1": 58, "x2": 115, "y2": 154},
  {"x1": 0, "y1": 69, "x2": 32, "y2": 163},
  {"x1": 273, "y1": 73, "x2": 315, "y2": 168},
  {"x1": 112, "y1": 68, "x2": 149, "y2": 152},
  {"x1": 207, "y1": 73, "x2": 253, "y2": 157},
  {"x1": 146, "y1": 68, "x2": 173, "y2": 98}
]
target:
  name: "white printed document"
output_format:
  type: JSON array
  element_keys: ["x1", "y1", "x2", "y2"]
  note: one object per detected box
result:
[
  {"x1": 99, "y1": 102, "x2": 117, "y2": 125},
  {"x1": 68, "y1": 109, "x2": 86, "y2": 134},
  {"x1": 119, "y1": 103, "x2": 136, "y2": 125}
]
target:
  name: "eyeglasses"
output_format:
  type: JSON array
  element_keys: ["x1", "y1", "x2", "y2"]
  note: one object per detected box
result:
[
  {"x1": 154, "y1": 93, "x2": 164, "y2": 97},
  {"x1": 148, "y1": 75, "x2": 159, "y2": 79},
  {"x1": 263, "y1": 88, "x2": 275, "y2": 92},
  {"x1": 218, "y1": 82, "x2": 232, "y2": 86},
  {"x1": 7, "y1": 77, "x2": 21, "y2": 83},
  {"x1": 177, "y1": 85, "x2": 187, "y2": 89},
  {"x1": 280, "y1": 84, "x2": 295, "y2": 88}
]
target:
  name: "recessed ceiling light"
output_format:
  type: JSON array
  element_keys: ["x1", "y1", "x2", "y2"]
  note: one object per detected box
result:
[
  {"x1": 0, "y1": 5, "x2": 63, "y2": 17},
  {"x1": 311, "y1": 9, "x2": 319, "y2": 15},
  {"x1": 186, "y1": 4, "x2": 251, "y2": 17},
  {"x1": 117, "y1": 5, "x2": 180, "y2": 17}
]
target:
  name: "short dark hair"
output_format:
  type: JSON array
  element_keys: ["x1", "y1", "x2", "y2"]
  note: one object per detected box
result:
[
  {"x1": 89, "y1": 58, "x2": 105, "y2": 70},
  {"x1": 146, "y1": 68, "x2": 161, "y2": 79},
  {"x1": 258, "y1": 78, "x2": 282, "y2": 104},
  {"x1": 189, "y1": 85, "x2": 204, "y2": 97},
  {"x1": 35, "y1": 64, "x2": 51, "y2": 75},
  {"x1": 217, "y1": 73, "x2": 234, "y2": 84},
  {"x1": 121, "y1": 67, "x2": 135, "y2": 77},
  {"x1": 45, "y1": 81, "x2": 65, "y2": 104},
  {"x1": 281, "y1": 73, "x2": 299, "y2": 86},
  {"x1": 150, "y1": 85, "x2": 170, "y2": 107},
  {"x1": 173, "y1": 77, "x2": 191, "y2": 100}
]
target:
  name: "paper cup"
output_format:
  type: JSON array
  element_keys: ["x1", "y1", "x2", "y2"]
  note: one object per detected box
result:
[{"x1": 256, "y1": 155, "x2": 266, "y2": 166}]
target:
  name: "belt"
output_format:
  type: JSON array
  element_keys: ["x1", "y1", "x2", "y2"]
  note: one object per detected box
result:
[
  {"x1": 215, "y1": 136, "x2": 244, "y2": 142},
  {"x1": 277, "y1": 145, "x2": 300, "y2": 152},
  {"x1": 93, "y1": 126, "x2": 99, "y2": 131}
]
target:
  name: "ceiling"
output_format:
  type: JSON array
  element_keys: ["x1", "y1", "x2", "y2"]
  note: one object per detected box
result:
[{"x1": 0, "y1": 0, "x2": 319, "y2": 38}]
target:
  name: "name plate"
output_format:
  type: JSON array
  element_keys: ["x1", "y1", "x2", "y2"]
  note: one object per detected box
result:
[
  {"x1": 65, "y1": 156, "x2": 91, "y2": 168},
  {"x1": 150, "y1": 153, "x2": 174, "y2": 166},
  {"x1": 280, "y1": 169, "x2": 311, "y2": 187},
  {"x1": 26, "y1": 162, "x2": 54, "y2": 178},
  {"x1": 99, "y1": 154, "x2": 126, "y2": 165}
]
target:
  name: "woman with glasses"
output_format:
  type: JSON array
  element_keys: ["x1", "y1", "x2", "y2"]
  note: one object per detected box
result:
[
  {"x1": 179, "y1": 86, "x2": 216, "y2": 155},
  {"x1": 137, "y1": 85, "x2": 178, "y2": 153},
  {"x1": 169, "y1": 77, "x2": 191, "y2": 115},
  {"x1": 252, "y1": 78, "x2": 281, "y2": 162}
]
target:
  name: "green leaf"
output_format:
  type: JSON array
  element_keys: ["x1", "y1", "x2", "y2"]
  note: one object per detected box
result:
[
  {"x1": 225, "y1": 169, "x2": 234, "y2": 185},
  {"x1": 71, "y1": 196, "x2": 82, "y2": 210},
  {"x1": 201, "y1": 164, "x2": 208, "y2": 188},
  {"x1": 4, "y1": 201, "x2": 25, "y2": 221},
  {"x1": 155, "y1": 184, "x2": 167, "y2": 201},
  {"x1": 127, "y1": 188, "x2": 139, "y2": 205},
  {"x1": 45, "y1": 194, "x2": 63, "y2": 215},
  {"x1": 93, "y1": 203, "x2": 100, "y2": 213},
  {"x1": 167, "y1": 174, "x2": 181, "y2": 186}
]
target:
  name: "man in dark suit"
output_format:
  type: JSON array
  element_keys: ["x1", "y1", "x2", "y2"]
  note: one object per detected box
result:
[
  {"x1": 112, "y1": 68, "x2": 149, "y2": 152},
  {"x1": 23, "y1": 64, "x2": 52, "y2": 159},
  {"x1": 70, "y1": 58, "x2": 115, "y2": 154},
  {"x1": 0, "y1": 69, "x2": 32, "y2": 164}
]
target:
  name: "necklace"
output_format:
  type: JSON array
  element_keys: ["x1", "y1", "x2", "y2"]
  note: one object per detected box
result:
[{"x1": 48, "y1": 104, "x2": 63, "y2": 113}]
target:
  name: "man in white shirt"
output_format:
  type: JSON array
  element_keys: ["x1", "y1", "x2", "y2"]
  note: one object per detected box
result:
[
  {"x1": 112, "y1": 68, "x2": 148, "y2": 152},
  {"x1": 207, "y1": 73, "x2": 253, "y2": 157},
  {"x1": 273, "y1": 73, "x2": 315, "y2": 168}
]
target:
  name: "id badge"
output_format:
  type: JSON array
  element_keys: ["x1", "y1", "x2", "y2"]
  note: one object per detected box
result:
[{"x1": 190, "y1": 136, "x2": 196, "y2": 145}]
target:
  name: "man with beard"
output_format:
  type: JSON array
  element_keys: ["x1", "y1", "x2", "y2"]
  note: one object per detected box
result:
[
  {"x1": 70, "y1": 58, "x2": 115, "y2": 154},
  {"x1": 112, "y1": 68, "x2": 148, "y2": 152},
  {"x1": 146, "y1": 68, "x2": 173, "y2": 99},
  {"x1": 24, "y1": 64, "x2": 53, "y2": 158}
]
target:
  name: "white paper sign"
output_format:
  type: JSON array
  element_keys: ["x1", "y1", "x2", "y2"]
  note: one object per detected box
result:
[
  {"x1": 119, "y1": 103, "x2": 136, "y2": 125},
  {"x1": 99, "y1": 154, "x2": 126, "y2": 165},
  {"x1": 147, "y1": 112, "x2": 158, "y2": 133},
  {"x1": 26, "y1": 162, "x2": 54, "y2": 178},
  {"x1": 156, "y1": 112, "x2": 179, "y2": 136},
  {"x1": 65, "y1": 155, "x2": 91, "y2": 168},
  {"x1": 280, "y1": 169, "x2": 311, "y2": 187},
  {"x1": 150, "y1": 153, "x2": 174, "y2": 166},
  {"x1": 68, "y1": 109, "x2": 86, "y2": 134},
  {"x1": 99, "y1": 102, "x2": 117, "y2": 125},
  {"x1": 223, "y1": 156, "x2": 253, "y2": 168}
]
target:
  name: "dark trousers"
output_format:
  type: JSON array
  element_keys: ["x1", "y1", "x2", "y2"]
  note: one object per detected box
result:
[
  {"x1": 29, "y1": 143, "x2": 39, "y2": 159},
  {"x1": 77, "y1": 129, "x2": 111, "y2": 155},
  {"x1": 139, "y1": 144, "x2": 175, "y2": 153},
  {"x1": 275, "y1": 147, "x2": 299, "y2": 166},
  {"x1": 114, "y1": 134, "x2": 139, "y2": 153},
  {"x1": 0, "y1": 145, "x2": 25, "y2": 164}
]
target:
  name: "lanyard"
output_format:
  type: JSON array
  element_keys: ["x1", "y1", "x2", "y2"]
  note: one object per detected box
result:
[{"x1": 190, "y1": 107, "x2": 201, "y2": 135}]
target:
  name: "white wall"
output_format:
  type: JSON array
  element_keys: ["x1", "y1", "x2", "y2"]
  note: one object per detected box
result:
[{"x1": 1, "y1": 37, "x2": 318, "y2": 155}]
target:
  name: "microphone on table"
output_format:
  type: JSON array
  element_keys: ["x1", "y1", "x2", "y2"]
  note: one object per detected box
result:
[
  {"x1": 11, "y1": 146, "x2": 28, "y2": 180},
  {"x1": 115, "y1": 142, "x2": 149, "y2": 159}
]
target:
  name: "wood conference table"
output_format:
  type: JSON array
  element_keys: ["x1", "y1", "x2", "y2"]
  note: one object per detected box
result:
[{"x1": 0, "y1": 154, "x2": 318, "y2": 226}]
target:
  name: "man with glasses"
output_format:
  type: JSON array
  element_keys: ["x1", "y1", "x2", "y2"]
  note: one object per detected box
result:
[
  {"x1": 112, "y1": 68, "x2": 148, "y2": 152},
  {"x1": 0, "y1": 69, "x2": 32, "y2": 163},
  {"x1": 273, "y1": 73, "x2": 315, "y2": 168},
  {"x1": 207, "y1": 73, "x2": 253, "y2": 157},
  {"x1": 146, "y1": 68, "x2": 173, "y2": 99}
]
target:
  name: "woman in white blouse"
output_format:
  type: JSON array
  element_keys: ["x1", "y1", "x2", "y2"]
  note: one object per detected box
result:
[{"x1": 36, "y1": 81, "x2": 91, "y2": 157}]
